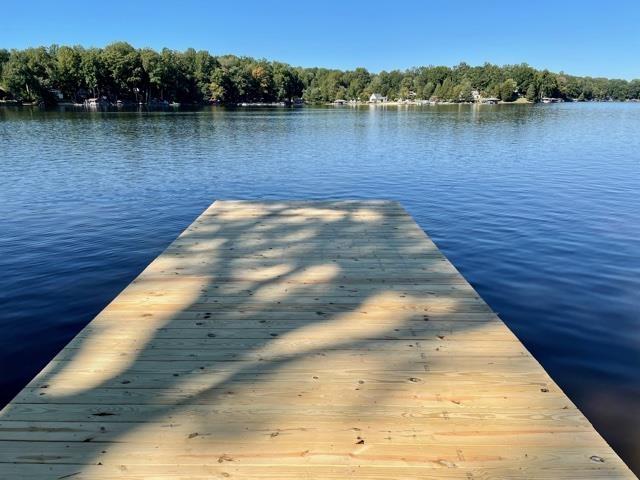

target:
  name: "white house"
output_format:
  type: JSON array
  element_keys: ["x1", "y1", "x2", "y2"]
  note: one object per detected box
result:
[{"x1": 369, "y1": 93, "x2": 387, "y2": 103}]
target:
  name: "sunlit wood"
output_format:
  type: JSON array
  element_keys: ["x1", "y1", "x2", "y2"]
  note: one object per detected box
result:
[{"x1": 0, "y1": 200, "x2": 632, "y2": 478}]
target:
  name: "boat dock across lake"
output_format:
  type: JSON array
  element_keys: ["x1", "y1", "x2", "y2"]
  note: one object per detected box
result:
[{"x1": 0, "y1": 200, "x2": 633, "y2": 478}]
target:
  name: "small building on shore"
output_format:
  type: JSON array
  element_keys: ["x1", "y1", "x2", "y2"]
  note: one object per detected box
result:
[
  {"x1": 369, "y1": 93, "x2": 387, "y2": 103},
  {"x1": 482, "y1": 97, "x2": 500, "y2": 104},
  {"x1": 85, "y1": 97, "x2": 110, "y2": 108},
  {"x1": 541, "y1": 97, "x2": 564, "y2": 104}
]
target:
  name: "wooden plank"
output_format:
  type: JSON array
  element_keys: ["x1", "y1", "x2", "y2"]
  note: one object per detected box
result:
[
  {"x1": 0, "y1": 200, "x2": 633, "y2": 479},
  {"x1": 0, "y1": 464, "x2": 630, "y2": 480}
]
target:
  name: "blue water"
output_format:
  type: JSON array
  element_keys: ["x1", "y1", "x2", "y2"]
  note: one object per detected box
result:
[{"x1": 1, "y1": 103, "x2": 639, "y2": 473}]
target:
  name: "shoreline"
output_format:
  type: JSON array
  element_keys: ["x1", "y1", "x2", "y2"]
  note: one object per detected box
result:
[
  {"x1": 3, "y1": 98, "x2": 639, "y2": 109},
  {"x1": 329, "y1": 98, "x2": 533, "y2": 106}
]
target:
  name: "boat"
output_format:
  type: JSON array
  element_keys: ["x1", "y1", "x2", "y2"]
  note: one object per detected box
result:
[{"x1": 541, "y1": 97, "x2": 564, "y2": 104}]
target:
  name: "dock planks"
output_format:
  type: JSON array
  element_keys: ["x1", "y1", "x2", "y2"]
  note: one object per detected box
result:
[{"x1": 0, "y1": 200, "x2": 634, "y2": 479}]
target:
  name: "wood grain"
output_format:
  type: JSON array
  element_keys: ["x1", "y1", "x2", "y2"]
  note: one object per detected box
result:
[{"x1": 0, "y1": 200, "x2": 633, "y2": 478}]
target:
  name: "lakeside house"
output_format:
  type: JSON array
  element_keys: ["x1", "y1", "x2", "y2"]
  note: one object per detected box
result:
[
  {"x1": 369, "y1": 93, "x2": 387, "y2": 103},
  {"x1": 333, "y1": 99, "x2": 347, "y2": 105},
  {"x1": 84, "y1": 97, "x2": 110, "y2": 107},
  {"x1": 472, "y1": 90, "x2": 500, "y2": 104}
]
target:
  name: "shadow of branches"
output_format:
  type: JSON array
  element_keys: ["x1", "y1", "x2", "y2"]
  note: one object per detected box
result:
[{"x1": 0, "y1": 200, "x2": 624, "y2": 479}]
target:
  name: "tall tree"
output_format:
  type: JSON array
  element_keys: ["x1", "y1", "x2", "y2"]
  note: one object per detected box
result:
[
  {"x1": 458, "y1": 79, "x2": 474, "y2": 102},
  {"x1": 101, "y1": 42, "x2": 143, "y2": 101},
  {"x1": 500, "y1": 78, "x2": 518, "y2": 102},
  {"x1": 53, "y1": 46, "x2": 82, "y2": 100},
  {"x1": 536, "y1": 70, "x2": 559, "y2": 99},
  {"x1": 422, "y1": 81, "x2": 435, "y2": 99},
  {"x1": 525, "y1": 83, "x2": 537, "y2": 101}
]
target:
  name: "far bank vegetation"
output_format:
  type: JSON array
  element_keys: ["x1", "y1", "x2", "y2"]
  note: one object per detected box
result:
[{"x1": 1, "y1": 43, "x2": 638, "y2": 105}]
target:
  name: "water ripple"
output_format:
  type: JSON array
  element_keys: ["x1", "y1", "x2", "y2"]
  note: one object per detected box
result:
[{"x1": 1, "y1": 103, "x2": 639, "y2": 472}]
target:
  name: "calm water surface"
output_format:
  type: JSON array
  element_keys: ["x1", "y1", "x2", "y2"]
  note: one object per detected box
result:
[{"x1": 1, "y1": 104, "x2": 639, "y2": 473}]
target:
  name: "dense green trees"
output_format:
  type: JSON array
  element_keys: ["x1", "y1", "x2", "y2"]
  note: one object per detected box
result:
[
  {"x1": 500, "y1": 79, "x2": 518, "y2": 102},
  {"x1": 0, "y1": 44, "x2": 305, "y2": 105},
  {"x1": 0, "y1": 43, "x2": 638, "y2": 105},
  {"x1": 2, "y1": 47, "x2": 55, "y2": 102}
]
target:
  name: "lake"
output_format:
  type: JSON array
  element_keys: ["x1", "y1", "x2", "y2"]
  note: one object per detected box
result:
[{"x1": 1, "y1": 103, "x2": 639, "y2": 473}]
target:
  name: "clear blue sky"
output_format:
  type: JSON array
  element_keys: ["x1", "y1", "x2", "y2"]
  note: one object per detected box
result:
[{"x1": 2, "y1": 0, "x2": 639, "y2": 79}]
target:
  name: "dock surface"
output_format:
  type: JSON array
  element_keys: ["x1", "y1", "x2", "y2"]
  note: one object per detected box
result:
[{"x1": 0, "y1": 200, "x2": 634, "y2": 479}]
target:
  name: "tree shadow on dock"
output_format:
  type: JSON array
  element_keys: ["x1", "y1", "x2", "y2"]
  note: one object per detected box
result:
[{"x1": 0, "y1": 200, "x2": 617, "y2": 479}]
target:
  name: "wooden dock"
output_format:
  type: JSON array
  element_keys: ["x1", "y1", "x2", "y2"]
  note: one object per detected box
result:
[{"x1": 0, "y1": 200, "x2": 634, "y2": 479}]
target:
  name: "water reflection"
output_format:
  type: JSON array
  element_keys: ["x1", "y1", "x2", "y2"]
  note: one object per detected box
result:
[{"x1": 0, "y1": 103, "x2": 639, "y2": 473}]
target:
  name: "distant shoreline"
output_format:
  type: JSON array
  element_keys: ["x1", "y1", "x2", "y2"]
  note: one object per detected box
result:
[
  {"x1": 2, "y1": 43, "x2": 640, "y2": 108},
  {"x1": 327, "y1": 98, "x2": 534, "y2": 106},
  {"x1": 4, "y1": 99, "x2": 640, "y2": 110}
]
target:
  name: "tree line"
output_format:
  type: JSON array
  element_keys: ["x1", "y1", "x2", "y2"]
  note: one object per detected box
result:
[{"x1": 1, "y1": 42, "x2": 639, "y2": 105}]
